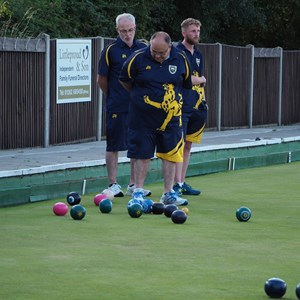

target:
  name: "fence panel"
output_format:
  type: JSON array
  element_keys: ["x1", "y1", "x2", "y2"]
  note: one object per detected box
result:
[
  {"x1": 282, "y1": 51, "x2": 300, "y2": 125},
  {"x1": 221, "y1": 45, "x2": 251, "y2": 128},
  {"x1": 0, "y1": 38, "x2": 45, "y2": 150},
  {"x1": 197, "y1": 43, "x2": 220, "y2": 129},
  {"x1": 253, "y1": 57, "x2": 279, "y2": 126}
]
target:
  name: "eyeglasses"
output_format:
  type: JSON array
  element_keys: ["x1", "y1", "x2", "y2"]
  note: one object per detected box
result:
[
  {"x1": 118, "y1": 28, "x2": 136, "y2": 35},
  {"x1": 150, "y1": 46, "x2": 170, "y2": 57}
]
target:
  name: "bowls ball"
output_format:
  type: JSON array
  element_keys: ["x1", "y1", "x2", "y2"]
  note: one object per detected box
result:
[
  {"x1": 66, "y1": 191, "x2": 81, "y2": 206},
  {"x1": 99, "y1": 199, "x2": 112, "y2": 213},
  {"x1": 127, "y1": 203, "x2": 143, "y2": 218},
  {"x1": 182, "y1": 207, "x2": 190, "y2": 215},
  {"x1": 151, "y1": 202, "x2": 165, "y2": 215},
  {"x1": 295, "y1": 283, "x2": 300, "y2": 299},
  {"x1": 70, "y1": 204, "x2": 86, "y2": 220},
  {"x1": 53, "y1": 202, "x2": 68, "y2": 216},
  {"x1": 164, "y1": 204, "x2": 178, "y2": 218},
  {"x1": 94, "y1": 193, "x2": 107, "y2": 206},
  {"x1": 171, "y1": 210, "x2": 187, "y2": 224},
  {"x1": 264, "y1": 278, "x2": 287, "y2": 298},
  {"x1": 236, "y1": 206, "x2": 251, "y2": 222}
]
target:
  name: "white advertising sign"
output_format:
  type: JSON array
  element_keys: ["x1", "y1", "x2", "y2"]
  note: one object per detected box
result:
[{"x1": 56, "y1": 39, "x2": 92, "y2": 104}]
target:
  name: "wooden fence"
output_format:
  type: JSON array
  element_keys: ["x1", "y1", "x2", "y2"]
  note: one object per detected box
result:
[
  {"x1": 1, "y1": 35, "x2": 299, "y2": 150},
  {"x1": 0, "y1": 36, "x2": 46, "y2": 149}
]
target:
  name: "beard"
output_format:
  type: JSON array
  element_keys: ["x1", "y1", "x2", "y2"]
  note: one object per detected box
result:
[{"x1": 185, "y1": 35, "x2": 199, "y2": 45}]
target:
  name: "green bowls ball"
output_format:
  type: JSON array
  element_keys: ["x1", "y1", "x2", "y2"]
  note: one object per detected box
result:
[
  {"x1": 99, "y1": 198, "x2": 112, "y2": 213},
  {"x1": 236, "y1": 206, "x2": 251, "y2": 222},
  {"x1": 127, "y1": 203, "x2": 143, "y2": 218},
  {"x1": 70, "y1": 204, "x2": 86, "y2": 220}
]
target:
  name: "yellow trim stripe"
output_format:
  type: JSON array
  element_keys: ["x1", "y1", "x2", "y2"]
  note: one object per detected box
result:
[
  {"x1": 127, "y1": 51, "x2": 144, "y2": 79},
  {"x1": 178, "y1": 52, "x2": 190, "y2": 80},
  {"x1": 186, "y1": 124, "x2": 206, "y2": 143},
  {"x1": 156, "y1": 135, "x2": 184, "y2": 162},
  {"x1": 105, "y1": 43, "x2": 115, "y2": 67}
]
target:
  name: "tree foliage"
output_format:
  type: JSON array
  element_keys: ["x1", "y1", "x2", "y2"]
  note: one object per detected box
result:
[{"x1": 0, "y1": 0, "x2": 299, "y2": 49}]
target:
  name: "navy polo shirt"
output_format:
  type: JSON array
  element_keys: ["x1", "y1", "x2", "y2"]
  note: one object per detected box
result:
[
  {"x1": 119, "y1": 45, "x2": 192, "y2": 130},
  {"x1": 98, "y1": 37, "x2": 147, "y2": 113},
  {"x1": 176, "y1": 42, "x2": 204, "y2": 112}
]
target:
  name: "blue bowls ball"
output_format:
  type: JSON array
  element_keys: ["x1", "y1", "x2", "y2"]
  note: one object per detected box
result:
[
  {"x1": 171, "y1": 210, "x2": 187, "y2": 224},
  {"x1": 236, "y1": 206, "x2": 251, "y2": 222},
  {"x1": 264, "y1": 277, "x2": 287, "y2": 298}
]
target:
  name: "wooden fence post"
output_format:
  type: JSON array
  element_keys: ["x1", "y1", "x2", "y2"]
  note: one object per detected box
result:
[
  {"x1": 247, "y1": 44, "x2": 254, "y2": 128},
  {"x1": 278, "y1": 47, "x2": 283, "y2": 126},
  {"x1": 217, "y1": 42, "x2": 222, "y2": 131},
  {"x1": 43, "y1": 33, "x2": 50, "y2": 147},
  {"x1": 96, "y1": 37, "x2": 104, "y2": 141}
]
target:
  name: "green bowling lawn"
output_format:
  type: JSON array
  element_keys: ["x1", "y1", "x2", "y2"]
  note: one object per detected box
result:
[{"x1": 1, "y1": 162, "x2": 299, "y2": 300}]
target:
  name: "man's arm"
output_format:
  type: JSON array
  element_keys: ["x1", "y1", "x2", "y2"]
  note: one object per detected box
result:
[
  {"x1": 191, "y1": 75, "x2": 206, "y2": 86},
  {"x1": 119, "y1": 80, "x2": 132, "y2": 92},
  {"x1": 97, "y1": 74, "x2": 108, "y2": 95}
]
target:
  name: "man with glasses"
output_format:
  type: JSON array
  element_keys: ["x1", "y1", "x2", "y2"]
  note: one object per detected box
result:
[
  {"x1": 119, "y1": 32, "x2": 192, "y2": 206},
  {"x1": 174, "y1": 18, "x2": 208, "y2": 196},
  {"x1": 97, "y1": 13, "x2": 149, "y2": 198}
]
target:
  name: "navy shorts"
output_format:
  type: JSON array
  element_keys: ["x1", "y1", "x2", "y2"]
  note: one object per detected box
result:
[
  {"x1": 106, "y1": 112, "x2": 128, "y2": 152},
  {"x1": 182, "y1": 102, "x2": 207, "y2": 143},
  {"x1": 127, "y1": 126, "x2": 184, "y2": 163}
]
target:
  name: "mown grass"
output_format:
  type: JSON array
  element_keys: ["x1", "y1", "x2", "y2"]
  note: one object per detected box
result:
[{"x1": 1, "y1": 162, "x2": 299, "y2": 300}]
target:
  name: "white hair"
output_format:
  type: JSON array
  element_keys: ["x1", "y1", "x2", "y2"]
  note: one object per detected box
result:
[{"x1": 115, "y1": 13, "x2": 136, "y2": 27}]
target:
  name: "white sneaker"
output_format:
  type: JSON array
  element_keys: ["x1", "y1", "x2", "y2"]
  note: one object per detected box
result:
[
  {"x1": 126, "y1": 184, "x2": 151, "y2": 197},
  {"x1": 160, "y1": 190, "x2": 188, "y2": 206},
  {"x1": 108, "y1": 183, "x2": 124, "y2": 197}
]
